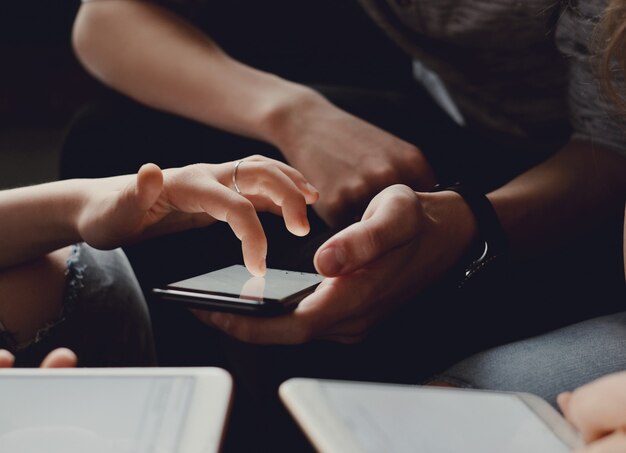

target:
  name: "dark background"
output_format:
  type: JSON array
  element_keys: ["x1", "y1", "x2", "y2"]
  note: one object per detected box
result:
[
  {"x1": 1, "y1": 0, "x2": 91, "y2": 188},
  {"x1": 1, "y1": 1, "x2": 92, "y2": 128}
]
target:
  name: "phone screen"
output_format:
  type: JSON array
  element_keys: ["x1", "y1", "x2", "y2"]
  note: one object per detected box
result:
[{"x1": 167, "y1": 265, "x2": 324, "y2": 303}]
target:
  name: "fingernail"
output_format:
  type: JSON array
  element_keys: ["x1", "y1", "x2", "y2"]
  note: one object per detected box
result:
[
  {"x1": 306, "y1": 183, "x2": 318, "y2": 193},
  {"x1": 317, "y1": 246, "x2": 346, "y2": 275}
]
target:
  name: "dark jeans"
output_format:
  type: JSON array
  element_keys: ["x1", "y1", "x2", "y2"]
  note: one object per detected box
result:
[
  {"x1": 60, "y1": 86, "x2": 625, "y2": 452},
  {"x1": 1, "y1": 244, "x2": 156, "y2": 368}
]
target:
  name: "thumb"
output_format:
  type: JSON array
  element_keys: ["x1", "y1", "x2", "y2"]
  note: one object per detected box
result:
[
  {"x1": 134, "y1": 163, "x2": 164, "y2": 211},
  {"x1": 112, "y1": 163, "x2": 163, "y2": 229},
  {"x1": 314, "y1": 187, "x2": 421, "y2": 276}
]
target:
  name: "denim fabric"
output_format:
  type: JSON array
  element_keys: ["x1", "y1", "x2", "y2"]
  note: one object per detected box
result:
[
  {"x1": 0, "y1": 243, "x2": 156, "y2": 367},
  {"x1": 439, "y1": 312, "x2": 626, "y2": 407}
]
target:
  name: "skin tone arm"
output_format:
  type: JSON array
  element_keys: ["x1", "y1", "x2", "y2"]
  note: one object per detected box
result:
[
  {"x1": 72, "y1": 0, "x2": 436, "y2": 226},
  {"x1": 194, "y1": 141, "x2": 626, "y2": 344},
  {"x1": 0, "y1": 157, "x2": 316, "y2": 272},
  {"x1": 0, "y1": 156, "x2": 317, "y2": 345}
]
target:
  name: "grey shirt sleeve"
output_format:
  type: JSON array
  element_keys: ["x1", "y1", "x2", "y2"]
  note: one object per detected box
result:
[{"x1": 556, "y1": 1, "x2": 626, "y2": 156}]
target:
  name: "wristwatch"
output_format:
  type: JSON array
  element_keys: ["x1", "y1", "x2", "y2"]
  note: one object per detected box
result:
[{"x1": 431, "y1": 182, "x2": 509, "y2": 289}]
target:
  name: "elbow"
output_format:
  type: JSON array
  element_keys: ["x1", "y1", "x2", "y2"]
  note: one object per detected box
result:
[
  {"x1": 72, "y1": 6, "x2": 96, "y2": 71},
  {"x1": 72, "y1": 4, "x2": 115, "y2": 80}
]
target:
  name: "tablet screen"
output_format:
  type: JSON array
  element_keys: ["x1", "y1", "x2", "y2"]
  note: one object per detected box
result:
[
  {"x1": 0, "y1": 376, "x2": 194, "y2": 453},
  {"x1": 319, "y1": 382, "x2": 570, "y2": 453}
]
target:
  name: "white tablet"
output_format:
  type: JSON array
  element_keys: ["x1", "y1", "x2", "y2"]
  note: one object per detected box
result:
[
  {"x1": 280, "y1": 378, "x2": 583, "y2": 453},
  {"x1": 0, "y1": 367, "x2": 233, "y2": 453}
]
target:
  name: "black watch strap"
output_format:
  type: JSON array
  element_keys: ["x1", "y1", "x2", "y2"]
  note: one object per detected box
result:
[{"x1": 431, "y1": 182, "x2": 509, "y2": 286}]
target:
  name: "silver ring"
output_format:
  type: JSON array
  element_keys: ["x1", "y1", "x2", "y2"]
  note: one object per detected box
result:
[{"x1": 232, "y1": 160, "x2": 244, "y2": 194}]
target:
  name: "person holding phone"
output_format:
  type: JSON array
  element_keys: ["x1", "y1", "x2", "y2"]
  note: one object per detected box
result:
[
  {"x1": 67, "y1": 0, "x2": 624, "y2": 347},
  {"x1": 67, "y1": 1, "x2": 625, "y2": 450},
  {"x1": 0, "y1": 157, "x2": 316, "y2": 366}
]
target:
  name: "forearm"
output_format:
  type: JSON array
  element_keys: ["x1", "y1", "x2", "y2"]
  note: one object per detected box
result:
[
  {"x1": 0, "y1": 181, "x2": 87, "y2": 268},
  {"x1": 73, "y1": 0, "x2": 317, "y2": 142},
  {"x1": 488, "y1": 140, "x2": 626, "y2": 255}
]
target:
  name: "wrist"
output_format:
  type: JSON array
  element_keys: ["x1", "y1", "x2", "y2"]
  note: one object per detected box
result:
[
  {"x1": 429, "y1": 183, "x2": 509, "y2": 288},
  {"x1": 417, "y1": 190, "x2": 479, "y2": 265},
  {"x1": 60, "y1": 179, "x2": 91, "y2": 243},
  {"x1": 257, "y1": 84, "x2": 331, "y2": 151}
]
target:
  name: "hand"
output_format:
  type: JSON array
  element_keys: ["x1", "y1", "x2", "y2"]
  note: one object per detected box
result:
[
  {"x1": 194, "y1": 185, "x2": 476, "y2": 344},
  {"x1": 558, "y1": 372, "x2": 626, "y2": 452},
  {"x1": 76, "y1": 156, "x2": 318, "y2": 276},
  {"x1": 0, "y1": 348, "x2": 78, "y2": 368},
  {"x1": 271, "y1": 94, "x2": 437, "y2": 227}
]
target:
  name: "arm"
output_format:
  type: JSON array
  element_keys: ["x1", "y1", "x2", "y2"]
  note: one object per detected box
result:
[
  {"x1": 72, "y1": 0, "x2": 436, "y2": 226},
  {"x1": 0, "y1": 179, "x2": 89, "y2": 269},
  {"x1": 73, "y1": 0, "x2": 309, "y2": 142},
  {"x1": 488, "y1": 141, "x2": 625, "y2": 255},
  {"x1": 194, "y1": 141, "x2": 626, "y2": 344}
]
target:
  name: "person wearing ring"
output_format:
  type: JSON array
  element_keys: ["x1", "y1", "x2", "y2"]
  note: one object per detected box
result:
[
  {"x1": 0, "y1": 157, "x2": 317, "y2": 367},
  {"x1": 67, "y1": 1, "x2": 625, "y2": 450}
]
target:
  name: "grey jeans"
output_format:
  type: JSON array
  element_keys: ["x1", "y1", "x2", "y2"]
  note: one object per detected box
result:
[
  {"x1": 439, "y1": 311, "x2": 626, "y2": 407},
  {"x1": 0, "y1": 243, "x2": 156, "y2": 367}
]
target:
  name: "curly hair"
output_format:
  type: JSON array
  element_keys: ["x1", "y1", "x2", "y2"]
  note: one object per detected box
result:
[{"x1": 599, "y1": 0, "x2": 626, "y2": 111}]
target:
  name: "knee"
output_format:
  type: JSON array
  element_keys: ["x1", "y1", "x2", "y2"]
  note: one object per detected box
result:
[
  {"x1": 439, "y1": 312, "x2": 626, "y2": 407},
  {"x1": 67, "y1": 244, "x2": 156, "y2": 366},
  {"x1": 0, "y1": 247, "x2": 72, "y2": 347}
]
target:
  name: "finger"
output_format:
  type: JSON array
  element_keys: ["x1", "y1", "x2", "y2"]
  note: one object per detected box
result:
[
  {"x1": 195, "y1": 182, "x2": 268, "y2": 277},
  {"x1": 237, "y1": 162, "x2": 310, "y2": 236},
  {"x1": 576, "y1": 430, "x2": 626, "y2": 453},
  {"x1": 558, "y1": 392, "x2": 573, "y2": 420},
  {"x1": 243, "y1": 156, "x2": 319, "y2": 204},
  {"x1": 162, "y1": 169, "x2": 269, "y2": 276},
  {"x1": 567, "y1": 372, "x2": 626, "y2": 442},
  {"x1": 0, "y1": 349, "x2": 15, "y2": 368},
  {"x1": 244, "y1": 194, "x2": 284, "y2": 216},
  {"x1": 314, "y1": 185, "x2": 420, "y2": 276},
  {"x1": 105, "y1": 164, "x2": 164, "y2": 236},
  {"x1": 40, "y1": 348, "x2": 78, "y2": 368},
  {"x1": 317, "y1": 321, "x2": 369, "y2": 344},
  {"x1": 195, "y1": 274, "x2": 371, "y2": 344},
  {"x1": 192, "y1": 309, "x2": 315, "y2": 345}
]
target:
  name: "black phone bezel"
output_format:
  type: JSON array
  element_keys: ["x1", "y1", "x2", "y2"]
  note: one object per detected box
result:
[{"x1": 152, "y1": 281, "x2": 319, "y2": 317}]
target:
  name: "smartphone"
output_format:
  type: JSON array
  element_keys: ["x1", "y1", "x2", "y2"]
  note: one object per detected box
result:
[
  {"x1": 280, "y1": 378, "x2": 583, "y2": 453},
  {"x1": 0, "y1": 367, "x2": 233, "y2": 453},
  {"x1": 152, "y1": 264, "x2": 324, "y2": 317}
]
